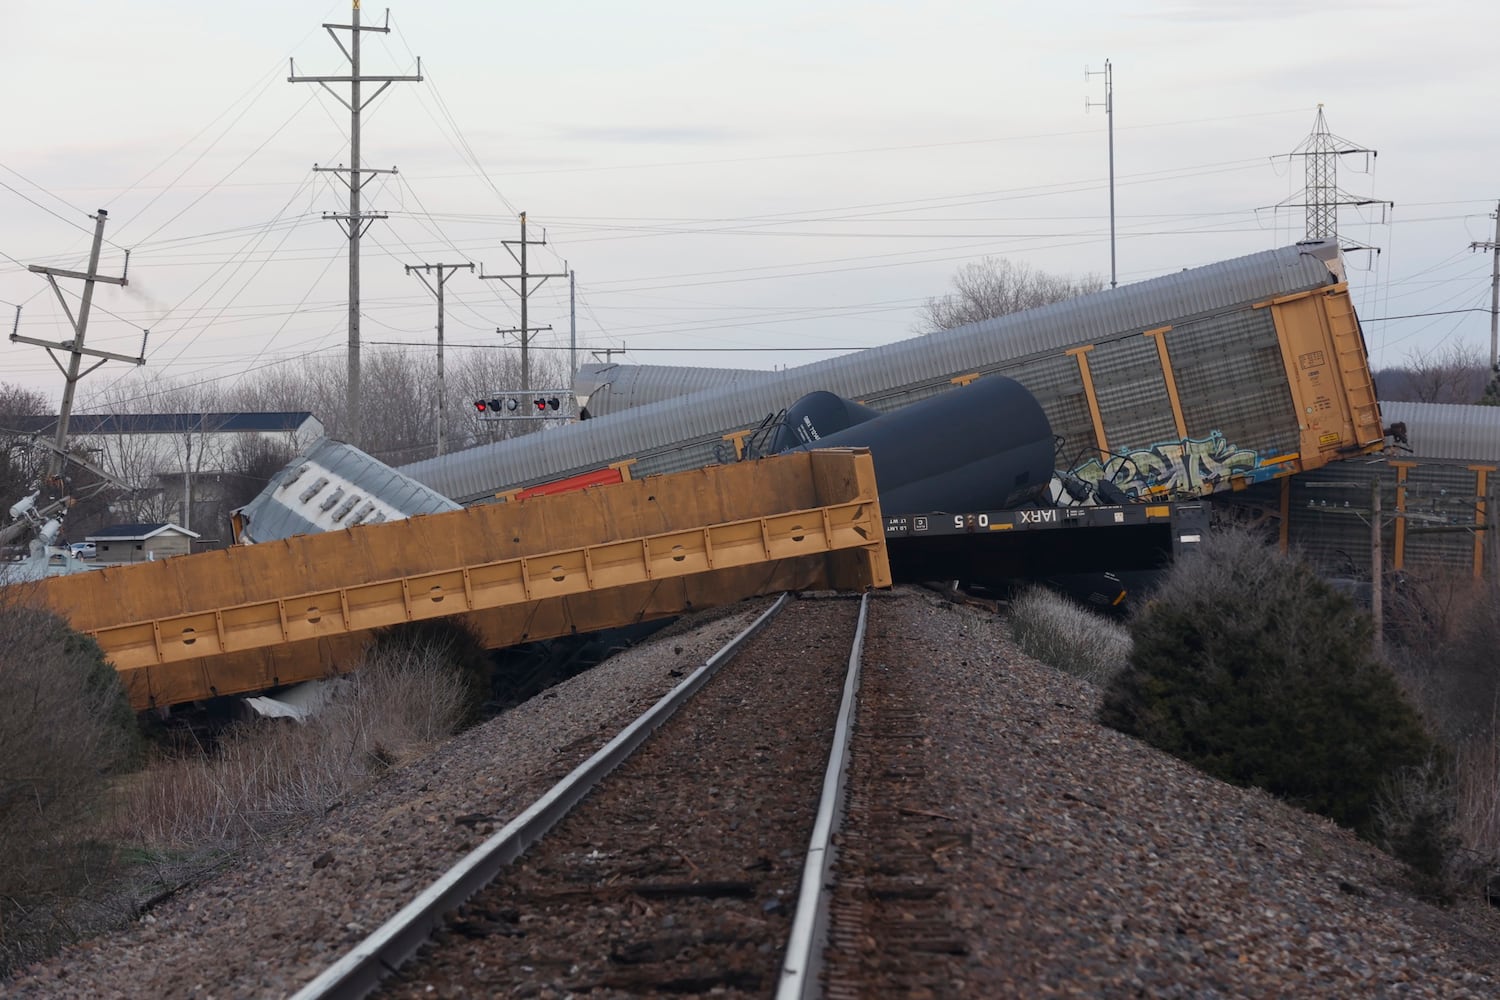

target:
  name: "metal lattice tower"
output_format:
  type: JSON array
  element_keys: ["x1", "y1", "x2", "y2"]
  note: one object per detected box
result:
[{"x1": 1280, "y1": 105, "x2": 1391, "y2": 249}]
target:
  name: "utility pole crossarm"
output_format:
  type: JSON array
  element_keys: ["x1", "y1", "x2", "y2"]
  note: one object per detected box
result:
[
  {"x1": 479, "y1": 212, "x2": 568, "y2": 393},
  {"x1": 9, "y1": 333, "x2": 146, "y2": 367},
  {"x1": 1469, "y1": 200, "x2": 1500, "y2": 380},
  {"x1": 11, "y1": 209, "x2": 142, "y2": 480},
  {"x1": 25, "y1": 265, "x2": 127, "y2": 286},
  {"x1": 403, "y1": 262, "x2": 474, "y2": 457}
]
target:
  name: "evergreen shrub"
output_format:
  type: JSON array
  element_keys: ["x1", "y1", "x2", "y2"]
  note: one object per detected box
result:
[{"x1": 1099, "y1": 529, "x2": 1444, "y2": 845}]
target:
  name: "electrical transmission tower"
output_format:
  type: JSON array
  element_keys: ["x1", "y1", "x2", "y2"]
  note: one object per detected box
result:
[
  {"x1": 1277, "y1": 105, "x2": 1392, "y2": 254},
  {"x1": 481, "y1": 212, "x2": 568, "y2": 394},
  {"x1": 289, "y1": 3, "x2": 421, "y2": 444}
]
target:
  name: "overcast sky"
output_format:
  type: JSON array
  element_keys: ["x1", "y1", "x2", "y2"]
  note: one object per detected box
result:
[{"x1": 3, "y1": 0, "x2": 1497, "y2": 410}]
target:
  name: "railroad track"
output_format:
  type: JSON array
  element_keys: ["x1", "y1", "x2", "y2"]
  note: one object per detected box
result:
[
  {"x1": 289, "y1": 592, "x2": 852, "y2": 998},
  {"x1": 293, "y1": 589, "x2": 975, "y2": 999}
]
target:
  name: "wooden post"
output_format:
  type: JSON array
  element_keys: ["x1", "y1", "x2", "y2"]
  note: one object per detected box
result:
[{"x1": 1371, "y1": 477, "x2": 1383, "y2": 657}]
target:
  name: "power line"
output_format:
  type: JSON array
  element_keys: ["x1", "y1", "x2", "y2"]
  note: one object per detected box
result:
[
  {"x1": 477, "y1": 108, "x2": 1313, "y2": 179},
  {"x1": 125, "y1": 89, "x2": 323, "y2": 250},
  {"x1": 0, "y1": 175, "x2": 102, "y2": 241},
  {"x1": 1361, "y1": 308, "x2": 1490, "y2": 322},
  {"x1": 367, "y1": 340, "x2": 874, "y2": 353},
  {"x1": 109, "y1": 62, "x2": 289, "y2": 242}
]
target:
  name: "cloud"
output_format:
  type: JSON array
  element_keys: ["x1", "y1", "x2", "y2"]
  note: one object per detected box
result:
[
  {"x1": 1126, "y1": 0, "x2": 1374, "y2": 22},
  {"x1": 556, "y1": 126, "x2": 743, "y2": 145}
]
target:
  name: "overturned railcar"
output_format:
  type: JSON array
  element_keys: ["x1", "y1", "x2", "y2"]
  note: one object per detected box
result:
[
  {"x1": 766, "y1": 376, "x2": 1056, "y2": 515},
  {"x1": 401, "y1": 240, "x2": 1385, "y2": 506},
  {"x1": 1225, "y1": 400, "x2": 1500, "y2": 581}
]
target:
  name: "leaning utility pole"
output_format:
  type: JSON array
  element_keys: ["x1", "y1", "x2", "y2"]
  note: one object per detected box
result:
[
  {"x1": 10, "y1": 208, "x2": 146, "y2": 478},
  {"x1": 1470, "y1": 201, "x2": 1500, "y2": 401},
  {"x1": 289, "y1": 3, "x2": 421, "y2": 443},
  {"x1": 1085, "y1": 59, "x2": 1116, "y2": 288},
  {"x1": 480, "y1": 212, "x2": 568, "y2": 393},
  {"x1": 404, "y1": 261, "x2": 473, "y2": 456}
]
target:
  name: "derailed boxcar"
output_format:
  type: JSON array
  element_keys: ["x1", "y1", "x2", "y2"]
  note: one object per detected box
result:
[{"x1": 400, "y1": 240, "x2": 1385, "y2": 507}]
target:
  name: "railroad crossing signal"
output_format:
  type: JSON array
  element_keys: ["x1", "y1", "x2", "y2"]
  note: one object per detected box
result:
[{"x1": 474, "y1": 392, "x2": 571, "y2": 420}]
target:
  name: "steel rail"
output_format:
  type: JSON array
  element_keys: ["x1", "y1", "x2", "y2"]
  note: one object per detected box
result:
[
  {"x1": 291, "y1": 592, "x2": 792, "y2": 1000},
  {"x1": 777, "y1": 591, "x2": 868, "y2": 1000}
]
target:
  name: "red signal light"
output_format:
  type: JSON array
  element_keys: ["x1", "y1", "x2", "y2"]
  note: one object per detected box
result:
[{"x1": 474, "y1": 400, "x2": 488, "y2": 413}]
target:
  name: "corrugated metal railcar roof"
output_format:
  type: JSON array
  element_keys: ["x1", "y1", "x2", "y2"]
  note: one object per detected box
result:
[
  {"x1": 1381, "y1": 401, "x2": 1500, "y2": 464},
  {"x1": 238, "y1": 437, "x2": 460, "y2": 543},
  {"x1": 576, "y1": 363, "x2": 774, "y2": 416},
  {"x1": 399, "y1": 241, "x2": 1345, "y2": 503}
]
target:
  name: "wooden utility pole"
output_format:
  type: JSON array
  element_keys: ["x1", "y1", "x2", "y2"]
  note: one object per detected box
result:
[
  {"x1": 290, "y1": 3, "x2": 421, "y2": 443},
  {"x1": 1305, "y1": 476, "x2": 1403, "y2": 657},
  {"x1": 404, "y1": 262, "x2": 473, "y2": 456},
  {"x1": 1370, "y1": 478, "x2": 1383, "y2": 656},
  {"x1": 11, "y1": 208, "x2": 145, "y2": 478},
  {"x1": 480, "y1": 212, "x2": 568, "y2": 393},
  {"x1": 1470, "y1": 201, "x2": 1500, "y2": 400}
]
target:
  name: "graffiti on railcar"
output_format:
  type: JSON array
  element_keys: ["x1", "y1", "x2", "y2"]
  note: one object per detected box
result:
[{"x1": 1073, "y1": 431, "x2": 1263, "y2": 499}]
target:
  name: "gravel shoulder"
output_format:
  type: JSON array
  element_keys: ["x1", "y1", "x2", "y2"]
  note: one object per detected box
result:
[
  {"x1": 877, "y1": 588, "x2": 1500, "y2": 998},
  {"x1": 10, "y1": 587, "x2": 1500, "y2": 998}
]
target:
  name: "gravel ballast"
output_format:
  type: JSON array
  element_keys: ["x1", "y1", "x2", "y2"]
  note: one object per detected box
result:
[{"x1": 10, "y1": 586, "x2": 1500, "y2": 997}]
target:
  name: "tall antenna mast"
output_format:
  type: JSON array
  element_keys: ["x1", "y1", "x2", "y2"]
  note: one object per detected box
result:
[
  {"x1": 1085, "y1": 59, "x2": 1116, "y2": 288},
  {"x1": 289, "y1": 3, "x2": 421, "y2": 444}
]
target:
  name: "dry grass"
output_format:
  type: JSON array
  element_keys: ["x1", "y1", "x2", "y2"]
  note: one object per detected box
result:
[
  {"x1": 1005, "y1": 586, "x2": 1132, "y2": 687},
  {"x1": 1455, "y1": 717, "x2": 1500, "y2": 864},
  {"x1": 108, "y1": 635, "x2": 469, "y2": 853},
  {"x1": 1381, "y1": 570, "x2": 1500, "y2": 899}
]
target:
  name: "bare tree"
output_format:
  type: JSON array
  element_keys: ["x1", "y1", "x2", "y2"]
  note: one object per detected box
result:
[
  {"x1": 76, "y1": 376, "x2": 243, "y2": 537},
  {"x1": 1376, "y1": 343, "x2": 1489, "y2": 404},
  {"x1": 359, "y1": 351, "x2": 441, "y2": 467},
  {"x1": 224, "y1": 360, "x2": 343, "y2": 431},
  {"x1": 0, "y1": 383, "x2": 49, "y2": 521},
  {"x1": 216, "y1": 346, "x2": 572, "y2": 463},
  {"x1": 219, "y1": 436, "x2": 299, "y2": 519},
  {"x1": 919, "y1": 257, "x2": 1106, "y2": 332},
  {"x1": 447, "y1": 346, "x2": 570, "y2": 453}
]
